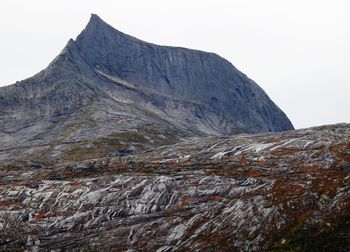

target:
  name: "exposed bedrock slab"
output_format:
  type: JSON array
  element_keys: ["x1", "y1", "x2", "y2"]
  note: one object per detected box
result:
[{"x1": 0, "y1": 124, "x2": 349, "y2": 251}]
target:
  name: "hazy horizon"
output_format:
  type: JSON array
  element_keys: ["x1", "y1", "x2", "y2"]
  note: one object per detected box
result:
[{"x1": 1, "y1": 0, "x2": 349, "y2": 129}]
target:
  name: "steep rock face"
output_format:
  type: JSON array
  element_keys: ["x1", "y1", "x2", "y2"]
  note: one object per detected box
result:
[
  {"x1": 75, "y1": 14, "x2": 293, "y2": 133},
  {"x1": 0, "y1": 14, "x2": 293, "y2": 163}
]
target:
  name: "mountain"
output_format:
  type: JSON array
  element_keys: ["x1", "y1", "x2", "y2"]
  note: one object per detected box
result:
[
  {"x1": 0, "y1": 123, "x2": 349, "y2": 251},
  {"x1": 1, "y1": 14, "x2": 349, "y2": 252},
  {"x1": 0, "y1": 14, "x2": 293, "y2": 163}
]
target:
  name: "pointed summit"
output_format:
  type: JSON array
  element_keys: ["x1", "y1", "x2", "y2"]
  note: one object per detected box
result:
[
  {"x1": 87, "y1": 14, "x2": 107, "y2": 27},
  {"x1": 72, "y1": 14, "x2": 293, "y2": 133},
  {"x1": 90, "y1": 13, "x2": 100, "y2": 21},
  {"x1": 82, "y1": 13, "x2": 110, "y2": 34},
  {"x1": 75, "y1": 13, "x2": 131, "y2": 50},
  {"x1": 78, "y1": 13, "x2": 133, "y2": 41}
]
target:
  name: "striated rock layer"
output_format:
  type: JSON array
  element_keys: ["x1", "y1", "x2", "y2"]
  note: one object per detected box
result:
[
  {"x1": 0, "y1": 124, "x2": 349, "y2": 251},
  {"x1": 0, "y1": 14, "x2": 293, "y2": 163}
]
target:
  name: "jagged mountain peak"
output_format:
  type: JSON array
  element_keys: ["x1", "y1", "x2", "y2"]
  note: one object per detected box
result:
[
  {"x1": 77, "y1": 14, "x2": 138, "y2": 45},
  {"x1": 0, "y1": 14, "x2": 293, "y2": 163},
  {"x1": 90, "y1": 13, "x2": 102, "y2": 21},
  {"x1": 2, "y1": 14, "x2": 350, "y2": 252},
  {"x1": 72, "y1": 14, "x2": 293, "y2": 133},
  {"x1": 83, "y1": 13, "x2": 111, "y2": 33}
]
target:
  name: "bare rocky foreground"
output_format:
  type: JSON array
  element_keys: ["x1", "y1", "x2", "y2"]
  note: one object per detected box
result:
[{"x1": 0, "y1": 124, "x2": 350, "y2": 251}]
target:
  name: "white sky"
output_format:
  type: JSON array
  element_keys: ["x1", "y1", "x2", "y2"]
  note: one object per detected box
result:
[{"x1": 1, "y1": 0, "x2": 349, "y2": 129}]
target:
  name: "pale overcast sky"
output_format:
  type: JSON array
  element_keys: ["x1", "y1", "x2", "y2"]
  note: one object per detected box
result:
[{"x1": 1, "y1": 0, "x2": 349, "y2": 129}]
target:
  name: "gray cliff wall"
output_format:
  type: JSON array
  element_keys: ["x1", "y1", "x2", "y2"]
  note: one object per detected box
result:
[{"x1": 74, "y1": 14, "x2": 293, "y2": 132}]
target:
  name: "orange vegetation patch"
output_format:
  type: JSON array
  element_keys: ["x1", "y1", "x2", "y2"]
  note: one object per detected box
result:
[
  {"x1": 248, "y1": 171, "x2": 261, "y2": 177},
  {"x1": 303, "y1": 165, "x2": 322, "y2": 173},
  {"x1": 114, "y1": 163, "x2": 131, "y2": 169},
  {"x1": 270, "y1": 147, "x2": 300, "y2": 156},
  {"x1": 297, "y1": 211, "x2": 312, "y2": 223},
  {"x1": 258, "y1": 159, "x2": 266, "y2": 165},
  {"x1": 330, "y1": 144, "x2": 350, "y2": 157},
  {"x1": 288, "y1": 185, "x2": 303, "y2": 193},
  {"x1": 0, "y1": 201, "x2": 19, "y2": 207},
  {"x1": 179, "y1": 196, "x2": 195, "y2": 207},
  {"x1": 329, "y1": 144, "x2": 350, "y2": 168},
  {"x1": 239, "y1": 155, "x2": 250, "y2": 168},
  {"x1": 35, "y1": 212, "x2": 47, "y2": 219},
  {"x1": 68, "y1": 181, "x2": 81, "y2": 186},
  {"x1": 137, "y1": 240, "x2": 148, "y2": 249}
]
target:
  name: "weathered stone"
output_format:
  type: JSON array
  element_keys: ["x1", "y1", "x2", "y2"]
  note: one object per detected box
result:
[
  {"x1": 0, "y1": 14, "x2": 293, "y2": 163},
  {"x1": 0, "y1": 124, "x2": 349, "y2": 251}
]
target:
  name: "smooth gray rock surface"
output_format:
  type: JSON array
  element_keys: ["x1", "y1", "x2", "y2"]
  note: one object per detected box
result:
[
  {"x1": 76, "y1": 14, "x2": 293, "y2": 133},
  {"x1": 0, "y1": 14, "x2": 293, "y2": 162}
]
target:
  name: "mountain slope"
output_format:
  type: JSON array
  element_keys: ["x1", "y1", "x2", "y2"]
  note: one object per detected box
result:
[
  {"x1": 75, "y1": 14, "x2": 293, "y2": 133},
  {"x1": 0, "y1": 14, "x2": 293, "y2": 163}
]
